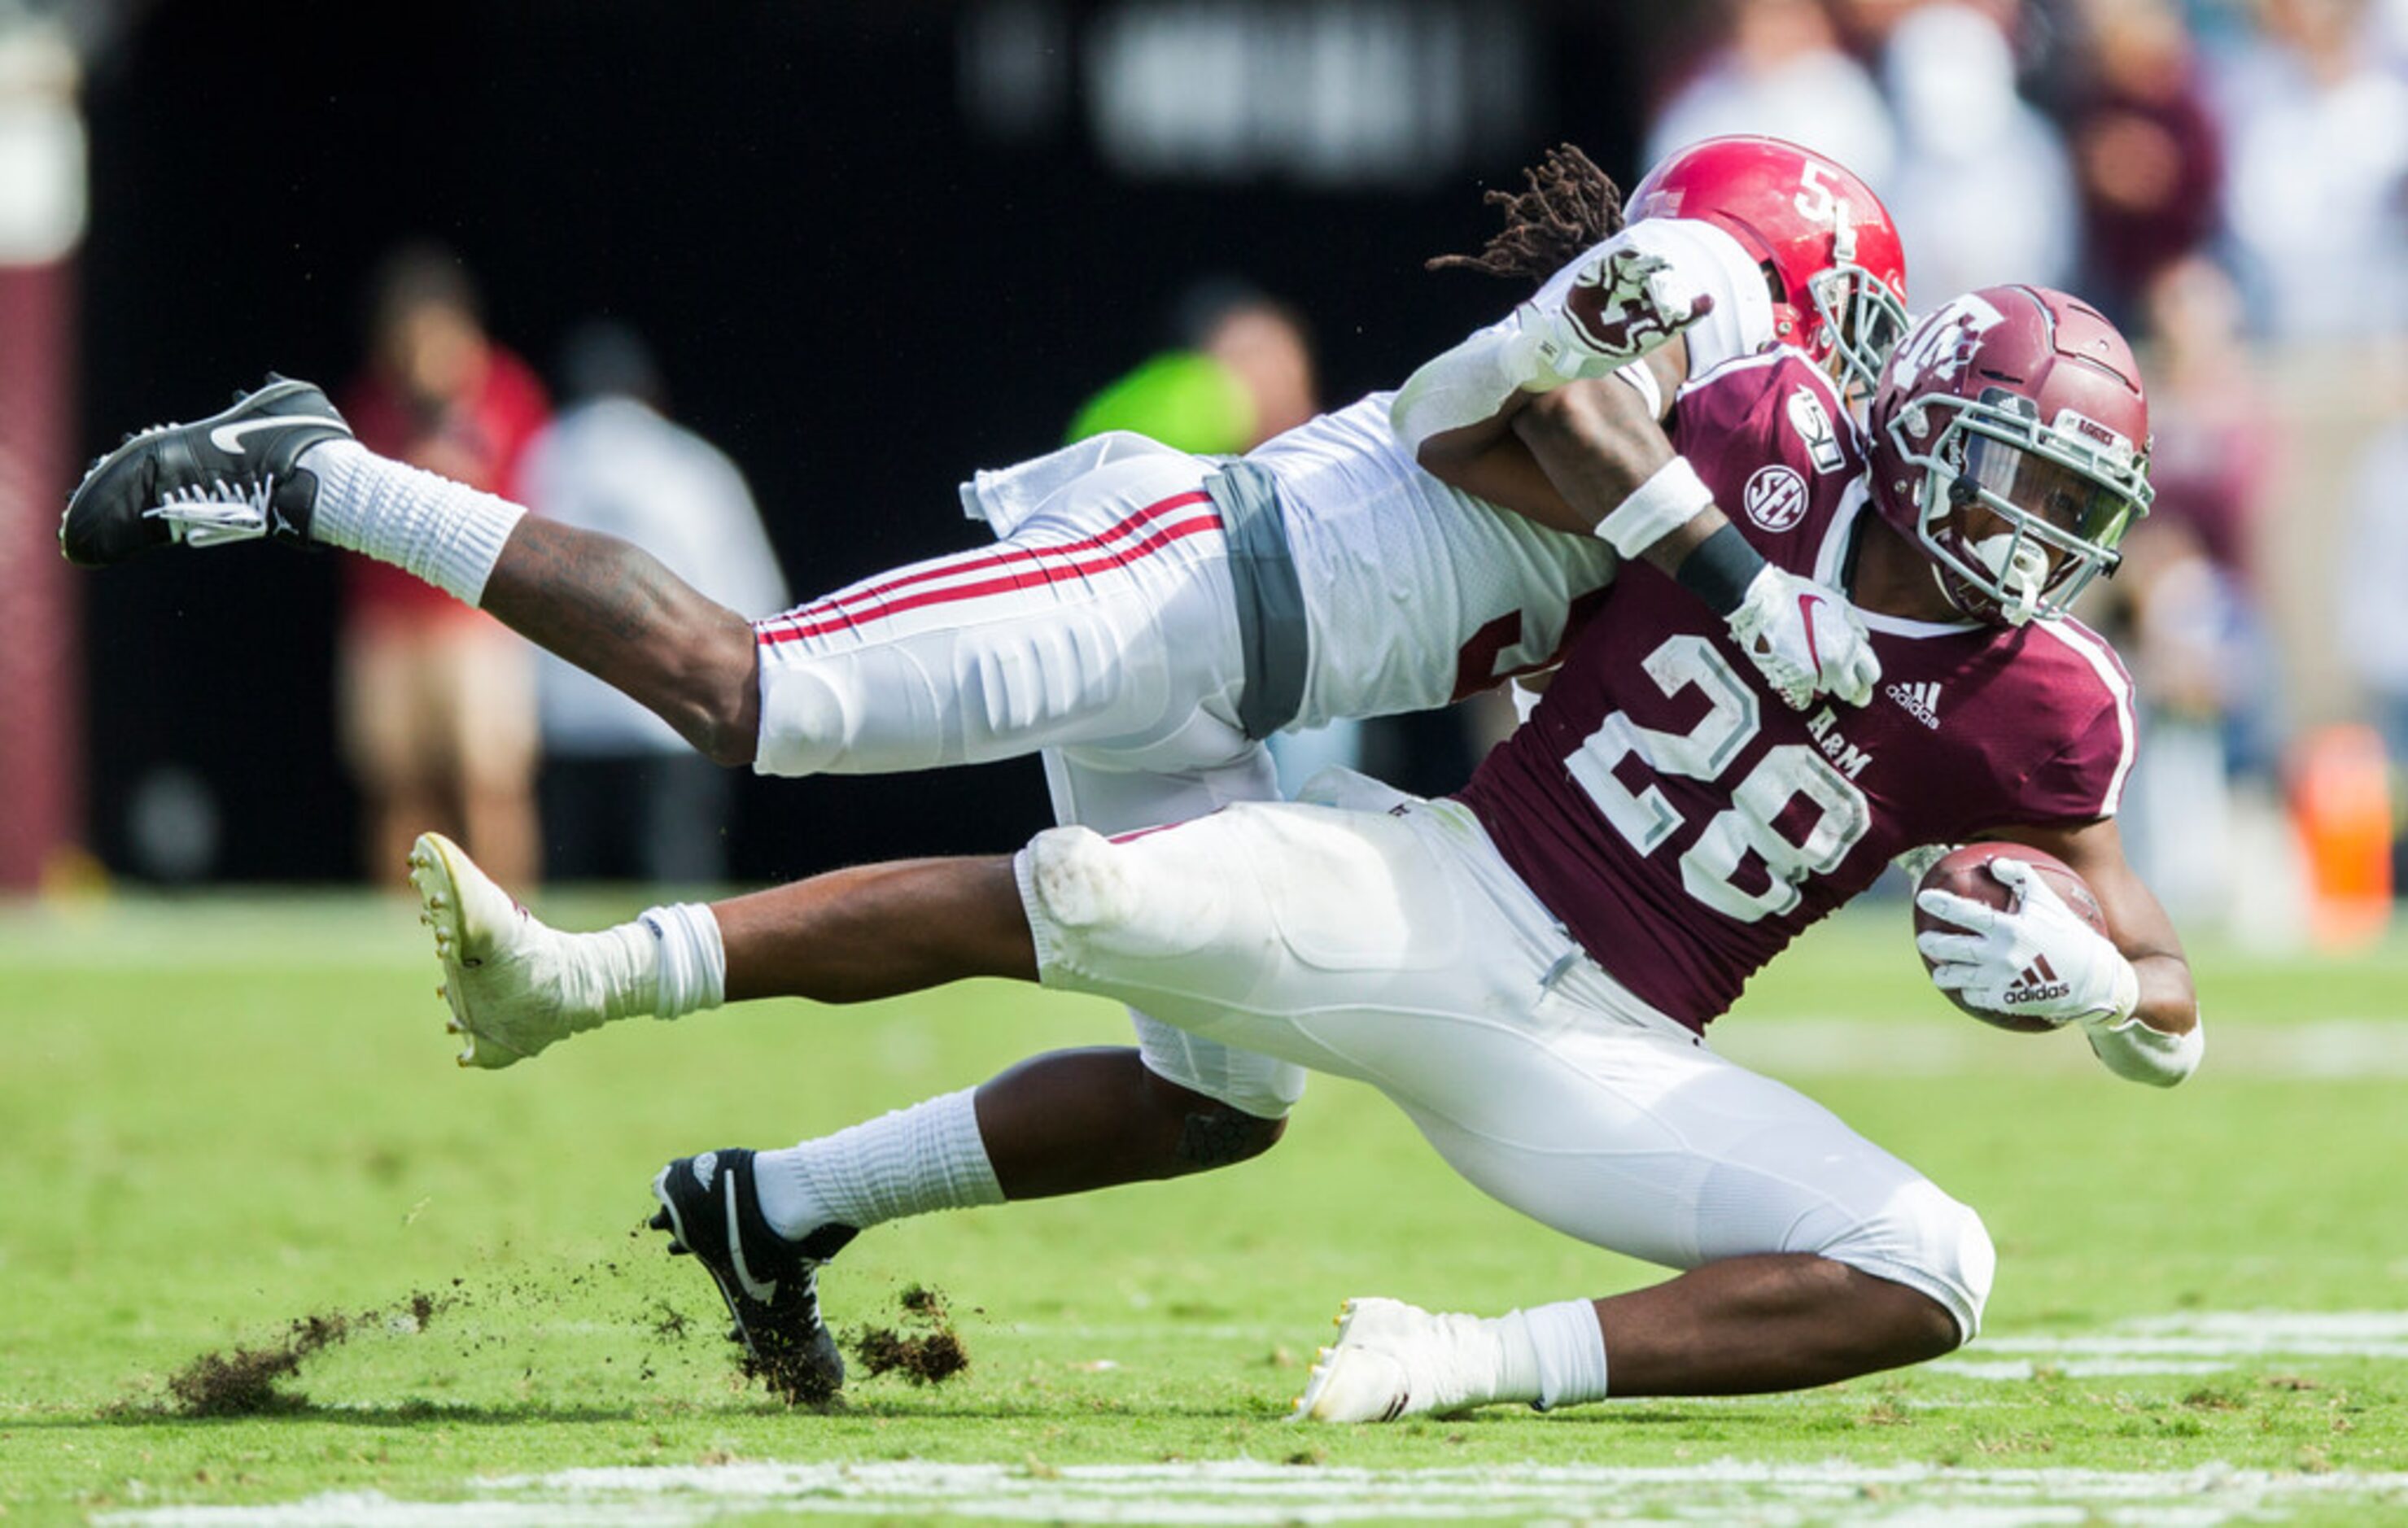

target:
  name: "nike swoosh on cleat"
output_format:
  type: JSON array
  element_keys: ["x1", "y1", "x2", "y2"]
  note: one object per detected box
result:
[
  {"x1": 725, "y1": 1173, "x2": 779, "y2": 1304},
  {"x1": 208, "y1": 415, "x2": 345, "y2": 453}
]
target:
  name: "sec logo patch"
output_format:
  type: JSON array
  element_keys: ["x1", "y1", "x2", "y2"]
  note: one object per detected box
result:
[{"x1": 1743, "y1": 465, "x2": 1808, "y2": 532}]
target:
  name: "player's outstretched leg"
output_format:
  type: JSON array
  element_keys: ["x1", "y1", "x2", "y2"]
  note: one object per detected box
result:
[
  {"x1": 648, "y1": 1149, "x2": 857, "y2": 1406},
  {"x1": 408, "y1": 831, "x2": 727, "y2": 1068},
  {"x1": 59, "y1": 378, "x2": 352, "y2": 565},
  {"x1": 64, "y1": 377, "x2": 764, "y2": 768}
]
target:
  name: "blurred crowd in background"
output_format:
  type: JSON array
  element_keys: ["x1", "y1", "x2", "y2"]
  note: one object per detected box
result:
[
  {"x1": 1635, "y1": 0, "x2": 2408, "y2": 948},
  {"x1": 2, "y1": 0, "x2": 2405, "y2": 951}
]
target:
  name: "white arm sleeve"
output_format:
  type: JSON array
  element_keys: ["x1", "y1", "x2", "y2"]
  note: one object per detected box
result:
[
  {"x1": 1388, "y1": 309, "x2": 1579, "y2": 453},
  {"x1": 1388, "y1": 217, "x2": 1773, "y2": 455},
  {"x1": 2083, "y1": 1012, "x2": 2203, "y2": 1088}
]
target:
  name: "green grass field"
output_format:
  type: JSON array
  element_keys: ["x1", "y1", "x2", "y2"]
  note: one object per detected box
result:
[{"x1": 6, "y1": 889, "x2": 2408, "y2": 1525}]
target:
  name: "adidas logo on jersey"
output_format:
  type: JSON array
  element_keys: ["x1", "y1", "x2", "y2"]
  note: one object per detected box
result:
[{"x1": 1886, "y1": 680, "x2": 1942, "y2": 730}]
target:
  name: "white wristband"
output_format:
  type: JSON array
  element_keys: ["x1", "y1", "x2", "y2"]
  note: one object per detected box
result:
[
  {"x1": 1594, "y1": 456, "x2": 1715, "y2": 560},
  {"x1": 2084, "y1": 1012, "x2": 2202, "y2": 1088}
]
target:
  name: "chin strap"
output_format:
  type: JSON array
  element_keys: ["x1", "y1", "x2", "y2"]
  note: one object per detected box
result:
[{"x1": 1966, "y1": 530, "x2": 2050, "y2": 626}]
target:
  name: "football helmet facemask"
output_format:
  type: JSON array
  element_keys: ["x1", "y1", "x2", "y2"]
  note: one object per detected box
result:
[
  {"x1": 1868, "y1": 286, "x2": 2153, "y2": 626},
  {"x1": 1627, "y1": 134, "x2": 1910, "y2": 410}
]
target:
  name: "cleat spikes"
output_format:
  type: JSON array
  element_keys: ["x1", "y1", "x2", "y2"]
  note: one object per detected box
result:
[{"x1": 647, "y1": 1209, "x2": 671, "y2": 1231}]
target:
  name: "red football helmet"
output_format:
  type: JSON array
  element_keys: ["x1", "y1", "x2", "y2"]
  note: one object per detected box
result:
[
  {"x1": 1868, "y1": 286, "x2": 2153, "y2": 626},
  {"x1": 1627, "y1": 135, "x2": 1909, "y2": 408}
]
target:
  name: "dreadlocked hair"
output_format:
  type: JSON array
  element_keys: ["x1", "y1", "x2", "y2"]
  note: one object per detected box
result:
[{"x1": 1427, "y1": 142, "x2": 1626, "y2": 287}]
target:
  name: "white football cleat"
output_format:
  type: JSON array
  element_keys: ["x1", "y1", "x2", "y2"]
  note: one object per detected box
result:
[
  {"x1": 409, "y1": 832, "x2": 606, "y2": 1070},
  {"x1": 1291, "y1": 1297, "x2": 1496, "y2": 1423}
]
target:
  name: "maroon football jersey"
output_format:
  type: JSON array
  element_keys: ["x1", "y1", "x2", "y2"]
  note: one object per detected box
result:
[{"x1": 1457, "y1": 351, "x2": 2137, "y2": 1028}]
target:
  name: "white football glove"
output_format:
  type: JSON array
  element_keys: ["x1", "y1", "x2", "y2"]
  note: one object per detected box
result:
[
  {"x1": 1726, "y1": 564, "x2": 1881, "y2": 710},
  {"x1": 1511, "y1": 248, "x2": 1714, "y2": 386},
  {"x1": 1914, "y1": 858, "x2": 2140, "y2": 1029}
]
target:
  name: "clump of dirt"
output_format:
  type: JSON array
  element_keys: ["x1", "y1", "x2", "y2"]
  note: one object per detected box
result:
[
  {"x1": 160, "y1": 1294, "x2": 444, "y2": 1417},
  {"x1": 854, "y1": 1326, "x2": 970, "y2": 1385},
  {"x1": 740, "y1": 1331, "x2": 847, "y2": 1410},
  {"x1": 166, "y1": 1342, "x2": 312, "y2": 1417},
  {"x1": 851, "y1": 1284, "x2": 970, "y2": 1387}
]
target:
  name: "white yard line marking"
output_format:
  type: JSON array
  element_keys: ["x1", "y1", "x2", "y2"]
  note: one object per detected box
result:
[
  {"x1": 1934, "y1": 1358, "x2": 2242, "y2": 1380},
  {"x1": 94, "y1": 1313, "x2": 2408, "y2": 1524},
  {"x1": 2123, "y1": 1311, "x2": 2408, "y2": 1338},
  {"x1": 1932, "y1": 1310, "x2": 2408, "y2": 1379},
  {"x1": 98, "y1": 1460, "x2": 2408, "y2": 1528}
]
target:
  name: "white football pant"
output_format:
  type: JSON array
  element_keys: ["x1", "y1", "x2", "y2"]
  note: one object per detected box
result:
[
  {"x1": 1016, "y1": 767, "x2": 1997, "y2": 1338},
  {"x1": 752, "y1": 433, "x2": 1305, "y2": 1118}
]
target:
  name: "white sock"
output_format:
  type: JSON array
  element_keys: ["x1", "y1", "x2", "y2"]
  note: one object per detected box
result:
[
  {"x1": 1484, "y1": 1309, "x2": 1546, "y2": 1405},
  {"x1": 563, "y1": 919, "x2": 660, "y2": 1028},
  {"x1": 637, "y1": 902, "x2": 725, "y2": 1019},
  {"x1": 302, "y1": 439, "x2": 524, "y2": 605},
  {"x1": 552, "y1": 908, "x2": 720, "y2": 1029},
  {"x1": 1520, "y1": 1299, "x2": 1610, "y2": 1408},
  {"x1": 752, "y1": 1087, "x2": 1004, "y2": 1239}
]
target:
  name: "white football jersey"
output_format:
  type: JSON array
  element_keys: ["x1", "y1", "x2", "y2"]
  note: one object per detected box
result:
[
  {"x1": 1256, "y1": 394, "x2": 1612, "y2": 727},
  {"x1": 1256, "y1": 216, "x2": 1776, "y2": 728}
]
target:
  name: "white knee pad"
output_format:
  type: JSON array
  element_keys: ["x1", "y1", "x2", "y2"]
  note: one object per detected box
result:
[
  {"x1": 1821, "y1": 1182, "x2": 1996, "y2": 1343},
  {"x1": 1019, "y1": 823, "x2": 1235, "y2": 967},
  {"x1": 752, "y1": 658, "x2": 860, "y2": 777}
]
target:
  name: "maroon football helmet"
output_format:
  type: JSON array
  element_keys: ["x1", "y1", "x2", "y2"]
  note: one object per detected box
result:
[
  {"x1": 1627, "y1": 134, "x2": 1909, "y2": 407},
  {"x1": 1868, "y1": 286, "x2": 2153, "y2": 625}
]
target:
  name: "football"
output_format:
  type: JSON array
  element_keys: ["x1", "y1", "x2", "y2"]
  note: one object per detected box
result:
[{"x1": 1913, "y1": 842, "x2": 2109, "y2": 1033}]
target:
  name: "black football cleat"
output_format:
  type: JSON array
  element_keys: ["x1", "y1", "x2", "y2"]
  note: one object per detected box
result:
[
  {"x1": 648, "y1": 1148, "x2": 857, "y2": 1406},
  {"x1": 59, "y1": 376, "x2": 352, "y2": 567}
]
